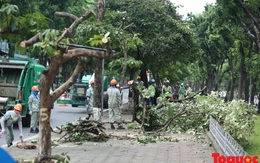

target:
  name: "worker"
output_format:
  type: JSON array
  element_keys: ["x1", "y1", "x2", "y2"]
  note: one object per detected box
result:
[
  {"x1": 136, "y1": 76, "x2": 144, "y2": 90},
  {"x1": 28, "y1": 86, "x2": 40, "y2": 133},
  {"x1": 147, "y1": 79, "x2": 156, "y2": 106},
  {"x1": 108, "y1": 79, "x2": 125, "y2": 129},
  {"x1": 86, "y1": 80, "x2": 94, "y2": 120},
  {"x1": 163, "y1": 80, "x2": 173, "y2": 100},
  {"x1": 0, "y1": 104, "x2": 23, "y2": 147}
]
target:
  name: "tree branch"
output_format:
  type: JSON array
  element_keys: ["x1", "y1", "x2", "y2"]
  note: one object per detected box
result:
[
  {"x1": 102, "y1": 37, "x2": 114, "y2": 58},
  {"x1": 155, "y1": 109, "x2": 187, "y2": 133},
  {"x1": 20, "y1": 11, "x2": 94, "y2": 47},
  {"x1": 51, "y1": 58, "x2": 86, "y2": 100},
  {"x1": 20, "y1": 33, "x2": 41, "y2": 47},
  {"x1": 54, "y1": 12, "x2": 78, "y2": 20},
  {"x1": 0, "y1": 28, "x2": 21, "y2": 34},
  {"x1": 56, "y1": 10, "x2": 94, "y2": 43},
  {"x1": 235, "y1": 16, "x2": 255, "y2": 40},
  {"x1": 172, "y1": 86, "x2": 207, "y2": 103},
  {"x1": 235, "y1": 0, "x2": 260, "y2": 27}
]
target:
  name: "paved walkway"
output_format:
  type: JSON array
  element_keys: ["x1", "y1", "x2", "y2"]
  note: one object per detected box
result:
[{"x1": 2, "y1": 108, "x2": 215, "y2": 163}]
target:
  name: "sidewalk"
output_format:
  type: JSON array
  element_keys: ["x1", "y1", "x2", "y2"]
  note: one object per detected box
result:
[{"x1": 3, "y1": 106, "x2": 215, "y2": 163}]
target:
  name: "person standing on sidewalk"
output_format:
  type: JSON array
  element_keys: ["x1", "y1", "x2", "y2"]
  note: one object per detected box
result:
[
  {"x1": 108, "y1": 79, "x2": 125, "y2": 129},
  {"x1": 28, "y1": 86, "x2": 40, "y2": 133},
  {"x1": 0, "y1": 104, "x2": 23, "y2": 147},
  {"x1": 86, "y1": 80, "x2": 94, "y2": 120}
]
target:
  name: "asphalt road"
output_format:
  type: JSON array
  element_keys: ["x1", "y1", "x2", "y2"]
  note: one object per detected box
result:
[{"x1": 0, "y1": 88, "x2": 129, "y2": 147}]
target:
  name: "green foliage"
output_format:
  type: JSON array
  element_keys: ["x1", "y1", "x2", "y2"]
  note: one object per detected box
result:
[
  {"x1": 137, "y1": 137, "x2": 156, "y2": 144},
  {"x1": 241, "y1": 115, "x2": 260, "y2": 156},
  {"x1": 109, "y1": 57, "x2": 143, "y2": 70},
  {"x1": 137, "y1": 135, "x2": 178, "y2": 145},
  {"x1": 127, "y1": 122, "x2": 140, "y2": 129},
  {"x1": 0, "y1": 3, "x2": 50, "y2": 57},
  {"x1": 32, "y1": 29, "x2": 62, "y2": 56},
  {"x1": 88, "y1": 34, "x2": 105, "y2": 46},
  {"x1": 51, "y1": 140, "x2": 59, "y2": 147},
  {"x1": 55, "y1": 152, "x2": 71, "y2": 163},
  {"x1": 140, "y1": 90, "x2": 257, "y2": 143},
  {"x1": 106, "y1": 0, "x2": 198, "y2": 81}
]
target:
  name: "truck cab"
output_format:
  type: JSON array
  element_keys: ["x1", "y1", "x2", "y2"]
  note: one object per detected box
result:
[
  {"x1": 57, "y1": 74, "x2": 108, "y2": 108},
  {"x1": 0, "y1": 56, "x2": 45, "y2": 126}
]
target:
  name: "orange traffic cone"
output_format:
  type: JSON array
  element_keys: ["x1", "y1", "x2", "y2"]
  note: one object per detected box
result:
[{"x1": 59, "y1": 93, "x2": 67, "y2": 106}]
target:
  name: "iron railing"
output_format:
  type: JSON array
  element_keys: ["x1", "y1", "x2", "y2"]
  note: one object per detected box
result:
[{"x1": 209, "y1": 116, "x2": 248, "y2": 156}]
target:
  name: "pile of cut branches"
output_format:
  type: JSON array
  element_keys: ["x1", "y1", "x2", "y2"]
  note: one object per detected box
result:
[{"x1": 53, "y1": 119, "x2": 109, "y2": 142}]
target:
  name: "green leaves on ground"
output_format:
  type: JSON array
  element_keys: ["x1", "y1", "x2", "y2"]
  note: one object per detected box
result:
[
  {"x1": 137, "y1": 135, "x2": 178, "y2": 145},
  {"x1": 140, "y1": 91, "x2": 257, "y2": 143}
]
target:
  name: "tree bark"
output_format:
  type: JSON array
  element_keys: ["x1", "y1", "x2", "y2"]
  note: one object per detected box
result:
[
  {"x1": 228, "y1": 56, "x2": 235, "y2": 101},
  {"x1": 119, "y1": 35, "x2": 128, "y2": 87},
  {"x1": 94, "y1": 0, "x2": 105, "y2": 108},
  {"x1": 238, "y1": 42, "x2": 245, "y2": 99}
]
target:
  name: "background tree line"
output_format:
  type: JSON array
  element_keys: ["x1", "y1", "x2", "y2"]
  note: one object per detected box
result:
[{"x1": 1, "y1": 0, "x2": 260, "y2": 102}]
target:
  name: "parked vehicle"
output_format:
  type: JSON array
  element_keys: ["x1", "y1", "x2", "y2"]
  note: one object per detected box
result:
[
  {"x1": 0, "y1": 56, "x2": 45, "y2": 126},
  {"x1": 57, "y1": 74, "x2": 108, "y2": 108}
]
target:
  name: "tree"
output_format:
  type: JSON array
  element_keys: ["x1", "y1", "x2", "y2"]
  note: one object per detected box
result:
[
  {"x1": 0, "y1": 4, "x2": 49, "y2": 57},
  {"x1": 20, "y1": 10, "x2": 115, "y2": 163},
  {"x1": 106, "y1": 0, "x2": 198, "y2": 85},
  {"x1": 217, "y1": 0, "x2": 260, "y2": 100}
]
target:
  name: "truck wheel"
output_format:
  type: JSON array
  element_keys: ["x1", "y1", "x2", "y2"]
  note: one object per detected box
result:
[
  {"x1": 72, "y1": 104, "x2": 78, "y2": 107},
  {"x1": 22, "y1": 114, "x2": 31, "y2": 127}
]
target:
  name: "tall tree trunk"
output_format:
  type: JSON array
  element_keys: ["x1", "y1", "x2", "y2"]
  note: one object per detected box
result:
[
  {"x1": 129, "y1": 68, "x2": 134, "y2": 80},
  {"x1": 244, "y1": 76, "x2": 250, "y2": 102},
  {"x1": 215, "y1": 59, "x2": 224, "y2": 91},
  {"x1": 94, "y1": 0, "x2": 105, "y2": 108},
  {"x1": 38, "y1": 57, "x2": 62, "y2": 161},
  {"x1": 206, "y1": 74, "x2": 214, "y2": 94},
  {"x1": 119, "y1": 35, "x2": 128, "y2": 87},
  {"x1": 238, "y1": 42, "x2": 246, "y2": 99},
  {"x1": 38, "y1": 76, "x2": 52, "y2": 158},
  {"x1": 250, "y1": 78, "x2": 256, "y2": 104},
  {"x1": 94, "y1": 59, "x2": 102, "y2": 108},
  {"x1": 228, "y1": 58, "x2": 235, "y2": 101}
]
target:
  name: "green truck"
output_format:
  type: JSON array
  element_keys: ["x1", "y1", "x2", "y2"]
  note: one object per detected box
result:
[
  {"x1": 0, "y1": 56, "x2": 45, "y2": 126},
  {"x1": 57, "y1": 75, "x2": 108, "y2": 108}
]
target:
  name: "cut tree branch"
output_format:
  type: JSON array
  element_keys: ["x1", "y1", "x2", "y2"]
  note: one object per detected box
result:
[
  {"x1": 20, "y1": 33, "x2": 41, "y2": 47},
  {"x1": 54, "y1": 12, "x2": 78, "y2": 20}
]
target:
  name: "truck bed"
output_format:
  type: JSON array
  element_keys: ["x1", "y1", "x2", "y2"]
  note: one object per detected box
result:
[{"x1": 0, "y1": 62, "x2": 24, "y2": 98}]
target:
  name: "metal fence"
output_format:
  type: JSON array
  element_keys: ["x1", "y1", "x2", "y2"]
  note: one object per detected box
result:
[{"x1": 209, "y1": 116, "x2": 248, "y2": 156}]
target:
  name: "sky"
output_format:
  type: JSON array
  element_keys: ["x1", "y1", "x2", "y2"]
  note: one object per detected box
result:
[{"x1": 170, "y1": 0, "x2": 216, "y2": 17}]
